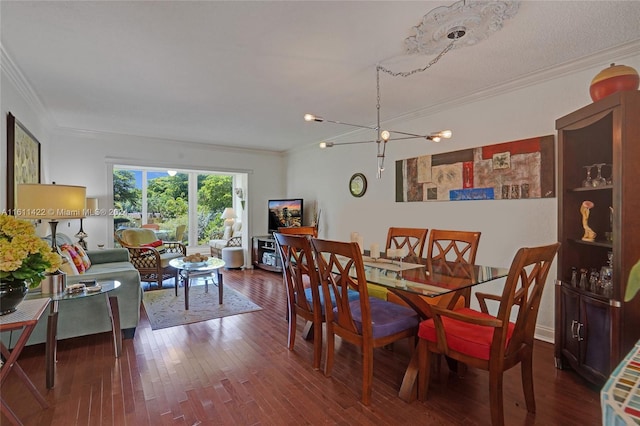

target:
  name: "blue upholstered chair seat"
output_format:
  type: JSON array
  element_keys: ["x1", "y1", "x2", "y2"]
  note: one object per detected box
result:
[
  {"x1": 345, "y1": 297, "x2": 419, "y2": 339},
  {"x1": 303, "y1": 286, "x2": 359, "y2": 313}
]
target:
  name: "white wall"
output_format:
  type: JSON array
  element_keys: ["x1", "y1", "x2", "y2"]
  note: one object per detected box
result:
[
  {"x1": 1, "y1": 53, "x2": 53, "y2": 219},
  {"x1": 286, "y1": 51, "x2": 640, "y2": 342},
  {"x1": 47, "y1": 130, "x2": 286, "y2": 260}
]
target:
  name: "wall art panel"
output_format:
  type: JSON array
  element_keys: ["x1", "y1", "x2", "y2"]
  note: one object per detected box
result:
[{"x1": 395, "y1": 135, "x2": 555, "y2": 202}]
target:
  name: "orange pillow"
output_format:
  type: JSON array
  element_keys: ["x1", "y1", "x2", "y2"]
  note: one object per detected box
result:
[
  {"x1": 60, "y1": 244, "x2": 86, "y2": 274},
  {"x1": 73, "y1": 244, "x2": 92, "y2": 270}
]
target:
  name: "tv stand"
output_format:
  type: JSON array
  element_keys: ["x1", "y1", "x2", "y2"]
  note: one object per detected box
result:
[{"x1": 252, "y1": 236, "x2": 282, "y2": 272}]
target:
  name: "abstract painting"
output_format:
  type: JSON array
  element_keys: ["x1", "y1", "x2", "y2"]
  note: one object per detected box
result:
[
  {"x1": 395, "y1": 135, "x2": 555, "y2": 202},
  {"x1": 6, "y1": 112, "x2": 41, "y2": 211}
]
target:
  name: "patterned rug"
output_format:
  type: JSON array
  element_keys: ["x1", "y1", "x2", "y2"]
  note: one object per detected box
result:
[{"x1": 142, "y1": 284, "x2": 262, "y2": 330}]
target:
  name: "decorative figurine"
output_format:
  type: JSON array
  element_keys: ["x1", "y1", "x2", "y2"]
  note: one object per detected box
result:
[{"x1": 581, "y1": 200, "x2": 597, "y2": 242}]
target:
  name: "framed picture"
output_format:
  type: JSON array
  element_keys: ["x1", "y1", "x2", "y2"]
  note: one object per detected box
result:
[{"x1": 6, "y1": 112, "x2": 41, "y2": 212}]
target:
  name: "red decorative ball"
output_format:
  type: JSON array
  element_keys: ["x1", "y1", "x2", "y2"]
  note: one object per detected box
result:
[{"x1": 590, "y1": 63, "x2": 639, "y2": 102}]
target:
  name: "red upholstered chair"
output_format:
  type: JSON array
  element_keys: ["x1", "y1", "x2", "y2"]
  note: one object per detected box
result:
[
  {"x1": 417, "y1": 243, "x2": 560, "y2": 426},
  {"x1": 311, "y1": 238, "x2": 419, "y2": 405}
]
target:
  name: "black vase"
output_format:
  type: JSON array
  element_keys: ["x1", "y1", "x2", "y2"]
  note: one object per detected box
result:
[{"x1": 0, "y1": 280, "x2": 28, "y2": 315}]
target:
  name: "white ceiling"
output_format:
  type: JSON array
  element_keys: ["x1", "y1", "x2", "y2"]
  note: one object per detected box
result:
[{"x1": 2, "y1": 1, "x2": 640, "y2": 153}]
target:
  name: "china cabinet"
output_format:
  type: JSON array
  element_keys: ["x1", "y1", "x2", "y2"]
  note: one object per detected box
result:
[{"x1": 555, "y1": 90, "x2": 640, "y2": 386}]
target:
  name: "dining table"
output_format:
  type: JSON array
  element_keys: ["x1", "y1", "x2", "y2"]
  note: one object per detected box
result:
[{"x1": 356, "y1": 252, "x2": 510, "y2": 401}]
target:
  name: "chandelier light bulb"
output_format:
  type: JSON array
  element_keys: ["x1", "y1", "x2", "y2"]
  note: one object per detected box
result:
[
  {"x1": 167, "y1": 170, "x2": 177, "y2": 176},
  {"x1": 440, "y1": 130, "x2": 453, "y2": 139},
  {"x1": 319, "y1": 141, "x2": 334, "y2": 148},
  {"x1": 380, "y1": 130, "x2": 391, "y2": 141},
  {"x1": 432, "y1": 136, "x2": 441, "y2": 142},
  {"x1": 304, "y1": 113, "x2": 324, "y2": 122}
]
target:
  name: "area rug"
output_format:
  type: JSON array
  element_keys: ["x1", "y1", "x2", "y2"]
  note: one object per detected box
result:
[{"x1": 142, "y1": 284, "x2": 262, "y2": 330}]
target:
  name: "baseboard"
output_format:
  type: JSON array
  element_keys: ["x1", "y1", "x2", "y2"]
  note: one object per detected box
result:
[{"x1": 535, "y1": 324, "x2": 554, "y2": 344}]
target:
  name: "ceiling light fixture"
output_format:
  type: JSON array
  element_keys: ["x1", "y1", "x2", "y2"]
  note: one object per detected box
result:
[
  {"x1": 305, "y1": 40, "x2": 457, "y2": 179},
  {"x1": 305, "y1": 0, "x2": 518, "y2": 179}
]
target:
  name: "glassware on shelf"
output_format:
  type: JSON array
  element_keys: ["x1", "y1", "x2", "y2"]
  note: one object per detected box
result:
[
  {"x1": 579, "y1": 268, "x2": 588, "y2": 290},
  {"x1": 583, "y1": 165, "x2": 593, "y2": 187},
  {"x1": 605, "y1": 163, "x2": 613, "y2": 185},
  {"x1": 593, "y1": 163, "x2": 607, "y2": 187},
  {"x1": 589, "y1": 268, "x2": 600, "y2": 293},
  {"x1": 600, "y1": 251, "x2": 614, "y2": 297}
]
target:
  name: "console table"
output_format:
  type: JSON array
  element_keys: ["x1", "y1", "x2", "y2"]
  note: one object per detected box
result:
[{"x1": 252, "y1": 236, "x2": 282, "y2": 272}]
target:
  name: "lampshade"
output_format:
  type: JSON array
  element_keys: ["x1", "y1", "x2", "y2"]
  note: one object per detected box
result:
[
  {"x1": 85, "y1": 197, "x2": 98, "y2": 212},
  {"x1": 16, "y1": 184, "x2": 86, "y2": 219},
  {"x1": 221, "y1": 208, "x2": 236, "y2": 219}
]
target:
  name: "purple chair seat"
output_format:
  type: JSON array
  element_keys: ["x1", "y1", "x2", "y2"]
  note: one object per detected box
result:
[{"x1": 345, "y1": 297, "x2": 419, "y2": 339}]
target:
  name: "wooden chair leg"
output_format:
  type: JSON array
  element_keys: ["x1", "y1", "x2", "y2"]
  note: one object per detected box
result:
[
  {"x1": 287, "y1": 306, "x2": 296, "y2": 351},
  {"x1": 489, "y1": 369, "x2": 505, "y2": 426},
  {"x1": 361, "y1": 345, "x2": 374, "y2": 406},
  {"x1": 312, "y1": 319, "x2": 322, "y2": 371},
  {"x1": 417, "y1": 339, "x2": 431, "y2": 401},
  {"x1": 521, "y1": 349, "x2": 536, "y2": 413},
  {"x1": 324, "y1": 327, "x2": 335, "y2": 377}
]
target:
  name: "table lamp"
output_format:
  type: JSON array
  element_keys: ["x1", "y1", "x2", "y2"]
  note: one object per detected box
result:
[
  {"x1": 221, "y1": 207, "x2": 236, "y2": 228},
  {"x1": 16, "y1": 183, "x2": 86, "y2": 293},
  {"x1": 75, "y1": 197, "x2": 98, "y2": 249}
]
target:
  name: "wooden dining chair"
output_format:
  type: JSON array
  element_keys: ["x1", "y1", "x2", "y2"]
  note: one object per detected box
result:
[
  {"x1": 417, "y1": 242, "x2": 560, "y2": 426},
  {"x1": 386, "y1": 229, "x2": 481, "y2": 311},
  {"x1": 310, "y1": 238, "x2": 419, "y2": 405},
  {"x1": 385, "y1": 227, "x2": 429, "y2": 258},
  {"x1": 425, "y1": 229, "x2": 481, "y2": 309},
  {"x1": 274, "y1": 232, "x2": 323, "y2": 369},
  {"x1": 274, "y1": 233, "x2": 359, "y2": 370},
  {"x1": 277, "y1": 226, "x2": 318, "y2": 237}
]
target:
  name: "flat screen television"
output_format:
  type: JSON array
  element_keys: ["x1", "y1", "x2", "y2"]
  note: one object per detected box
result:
[{"x1": 268, "y1": 198, "x2": 303, "y2": 234}]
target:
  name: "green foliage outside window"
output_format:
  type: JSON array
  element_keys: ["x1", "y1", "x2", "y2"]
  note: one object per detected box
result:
[{"x1": 113, "y1": 169, "x2": 234, "y2": 245}]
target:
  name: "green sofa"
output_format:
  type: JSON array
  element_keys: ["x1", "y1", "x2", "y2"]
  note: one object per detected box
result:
[{"x1": 1, "y1": 237, "x2": 142, "y2": 348}]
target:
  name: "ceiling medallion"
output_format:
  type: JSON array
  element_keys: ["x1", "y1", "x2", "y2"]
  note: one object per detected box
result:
[{"x1": 405, "y1": 0, "x2": 520, "y2": 55}]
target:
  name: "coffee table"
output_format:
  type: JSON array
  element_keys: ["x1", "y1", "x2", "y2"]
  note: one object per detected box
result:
[
  {"x1": 169, "y1": 258, "x2": 225, "y2": 310},
  {"x1": 26, "y1": 280, "x2": 121, "y2": 389}
]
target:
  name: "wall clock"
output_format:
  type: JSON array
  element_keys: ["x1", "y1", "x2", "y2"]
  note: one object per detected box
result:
[{"x1": 349, "y1": 173, "x2": 367, "y2": 197}]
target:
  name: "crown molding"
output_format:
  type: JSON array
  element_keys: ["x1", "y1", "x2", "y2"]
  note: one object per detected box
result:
[
  {"x1": 54, "y1": 126, "x2": 285, "y2": 157},
  {"x1": 0, "y1": 44, "x2": 55, "y2": 129},
  {"x1": 385, "y1": 40, "x2": 640, "y2": 128}
]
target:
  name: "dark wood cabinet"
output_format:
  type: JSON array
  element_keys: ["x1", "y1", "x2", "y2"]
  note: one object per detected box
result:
[
  {"x1": 555, "y1": 90, "x2": 640, "y2": 386},
  {"x1": 252, "y1": 236, "x2": 282, "y2": 272},
  {"x1": 557, "y1": 285, "x2": 613, "y2": 384}
]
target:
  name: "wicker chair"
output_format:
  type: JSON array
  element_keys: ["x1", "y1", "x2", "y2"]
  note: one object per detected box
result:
[{"x1": 115, "y1": 228, "x2": 186, "y2": 291}]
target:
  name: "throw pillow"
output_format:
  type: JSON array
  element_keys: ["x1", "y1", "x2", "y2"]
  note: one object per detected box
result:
[
  {"x1": 59, "y1": 253, "x2": 79, "y2": 275},
  {"x1": 141, "y1": 239, "x2": 167, "y2": 254},
  {"x1": 60, "y1": 244, "x2": 86, "y2": 274},
  {"x1": 73, "y1": 244, "x2": 92, "y2": 271},
  {"x1": 223, "y1": 226, "x2": 232, "y2": 240}
]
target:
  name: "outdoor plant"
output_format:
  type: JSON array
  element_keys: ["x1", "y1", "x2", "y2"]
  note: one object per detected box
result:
[{"x1": 0, "y1": 214, "x2": 62, "y2": 288}]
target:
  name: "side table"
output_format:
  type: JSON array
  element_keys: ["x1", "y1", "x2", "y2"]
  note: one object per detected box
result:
[
  {"x1": 26, "y1": 280, "x2": 122, "y2": 389},
  {"x1": 0, "y1": 298, "x2": 50, "y2": 425}
]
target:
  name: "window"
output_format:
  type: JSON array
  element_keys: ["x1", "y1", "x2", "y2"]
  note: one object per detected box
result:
[{"x1": 113, "y1": 166, "x2": 242, "y2": 247}]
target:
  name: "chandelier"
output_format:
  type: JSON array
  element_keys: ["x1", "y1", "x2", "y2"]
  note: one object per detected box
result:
[{"x1": 304, "y1": 0, "x2": 518, "y2": 178}]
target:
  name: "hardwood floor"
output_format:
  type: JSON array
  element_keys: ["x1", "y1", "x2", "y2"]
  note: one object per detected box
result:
[{"x1": 3, "y1": 268, "x2": 601, "y2": 425}]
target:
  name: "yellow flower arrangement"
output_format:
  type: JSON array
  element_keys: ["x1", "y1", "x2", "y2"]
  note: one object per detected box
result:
[{"x1": 0, "y1": 214, "x2": 62, "y2": 288}]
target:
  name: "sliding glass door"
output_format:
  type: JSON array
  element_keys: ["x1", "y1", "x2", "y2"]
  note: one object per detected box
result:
[{"x1": 113, "y1": 166, "x2": 238, "y2": 247}]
